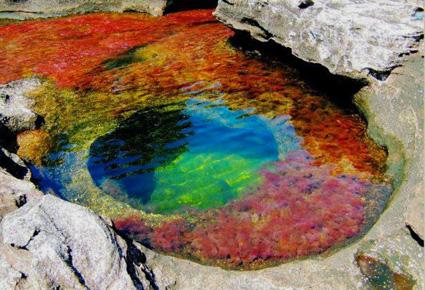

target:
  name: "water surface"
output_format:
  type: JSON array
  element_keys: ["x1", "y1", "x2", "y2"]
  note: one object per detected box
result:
[{"x1": 88, "y1": 99, "x2": 299, "y2": 213}]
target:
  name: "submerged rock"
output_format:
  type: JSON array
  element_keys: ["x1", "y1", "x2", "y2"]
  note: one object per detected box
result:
[
  {"x1": 355, "y1": 230, "x2": 421, "y2": 290},
  {"x1": 0, "y1": 78, "x2": 42, "y2": 133},
  {"x1": 214, "y1": 0, "x2": 423, "y2": 80}
]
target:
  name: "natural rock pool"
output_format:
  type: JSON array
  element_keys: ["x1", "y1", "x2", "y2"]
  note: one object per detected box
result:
[{"x1": 0, "y1": 9, "x2": 393, "y2": 269}]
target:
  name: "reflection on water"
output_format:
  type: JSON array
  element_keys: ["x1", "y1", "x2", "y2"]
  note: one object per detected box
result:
[{"x1": 0, "y1": 10, "x2": 393, "y2": 269}]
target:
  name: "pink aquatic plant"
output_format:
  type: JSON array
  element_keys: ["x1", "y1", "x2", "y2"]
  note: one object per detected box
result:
[
  {"x1": 151, "y1": 219, "x2": 191, "y2": 252},
  {"x1": 113, "y1": 150, "x2": 388, "y2": 268},
  {"x1": 113, "y1": 214, "x2": 152, "y2": 243},
  {"x1": 187, "y1": 150, "x2": 368, "y2": 266}
]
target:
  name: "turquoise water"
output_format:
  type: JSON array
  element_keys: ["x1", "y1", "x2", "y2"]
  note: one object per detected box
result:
[{"x1": 87, "y1": 99, "x2": 300, "y2": 213}]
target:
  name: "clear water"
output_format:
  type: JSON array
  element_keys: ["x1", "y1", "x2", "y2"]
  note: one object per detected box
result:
[{"x1": 73, "y1": 99, "x2": 299, "y2": 213}]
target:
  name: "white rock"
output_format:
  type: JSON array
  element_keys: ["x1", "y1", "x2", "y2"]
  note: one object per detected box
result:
[
  {"x1": 0, "y1": 78, "x2": 41, "y2": 133},
  {"x1": 0, "y1": 195, "x2": 142, "y2": 289},
  {"x1": 215, "y1": 0, "x2": 423, "y2": 79}
]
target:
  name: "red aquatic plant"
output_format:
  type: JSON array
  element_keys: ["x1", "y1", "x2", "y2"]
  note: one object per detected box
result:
[
  {"x1": 185, "y1": 150, "x2": 369, "y2": 266},
  {"x1": 113, "y1": 214, "x2": 152, "y2": 242},
  {"x1": 150, "y1": 219, "x2": 191, "y2": 252},
  {"x1": 115, "y1": 151, "x2": 387, "y2": 268},
  {"x1": 0, "y1": 10, "x2": 386, "y2": 177},
  {"x1": 0, "y1": 11, "x2": 391, "y2": 268},
  {"x1": 0, "y1": 10, "x2": 217, "y2": 87}
]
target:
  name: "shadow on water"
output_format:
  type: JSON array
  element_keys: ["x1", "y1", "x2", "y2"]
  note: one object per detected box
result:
[
  {"x1": 164, "y1": 0, "x2": 218, "y2": 14},
  {"x1": 229, "y1": 31, "x2": 368, "y2": 113}
]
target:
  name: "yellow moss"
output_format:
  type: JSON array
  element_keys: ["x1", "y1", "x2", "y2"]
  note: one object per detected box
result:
[{"x1": 17, "y1": 129, "x2": 51, "y2": 165}]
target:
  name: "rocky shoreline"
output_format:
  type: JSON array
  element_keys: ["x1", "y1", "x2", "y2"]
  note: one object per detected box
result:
[{"x1": 0, "y1": 1, "x2": 423, "y2": 289}]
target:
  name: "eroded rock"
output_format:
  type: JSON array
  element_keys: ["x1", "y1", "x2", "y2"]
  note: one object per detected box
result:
[
  {"x1": 355, "y1": 50, "x2": 424, "y2": 242},
  {"x1": 214, "y1": 0, "x2": 423, "y2": 80},
  {"x1": 0, "y1": 194, "x2": 151, "y2": 289},
  {"x1": 0, "y1": 255, "x2": 24, "y2": 290}
]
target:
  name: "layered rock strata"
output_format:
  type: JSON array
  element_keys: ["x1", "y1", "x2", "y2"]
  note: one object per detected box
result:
[{"x1": 214, "y1": 0, "x2": 424, "y2": 80}]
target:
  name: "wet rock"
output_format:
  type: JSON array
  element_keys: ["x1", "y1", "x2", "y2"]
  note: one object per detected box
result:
[
  {"x1": 0, "y1": 0, "x2": 169, "y2": 18},
  {"x1": 356, "y1": 254, "x2": 415, "y2": 290},
  {"x1": 355, "y1": 228, "x2": 423, "y2": 290},
  {"x1": 0, "y1": 78, "x2": 42, "y2": 133},
  {"x1": 0, "y1": 194, "x2": 152, "y2": 289},
  {"x1": 214, "y1": 0, "x2": 423, "y2": 80}
]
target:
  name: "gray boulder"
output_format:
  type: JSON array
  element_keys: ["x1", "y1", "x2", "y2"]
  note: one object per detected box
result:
[
  {"x1": 214, "y1": 0, "x2": 424, "y2": 79},
  {"x1": 0, "y1": 148, "x2": 39, "y2": 221},
  {"x1": 0, "y1": 194, "x2": 154, "y2": 289},
  {"x1": 0, "y1": 0, "x2": 169, "y2": 18},
  {"x1": 0, "y1": 78, "x2": 42, "y2": 133}
]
